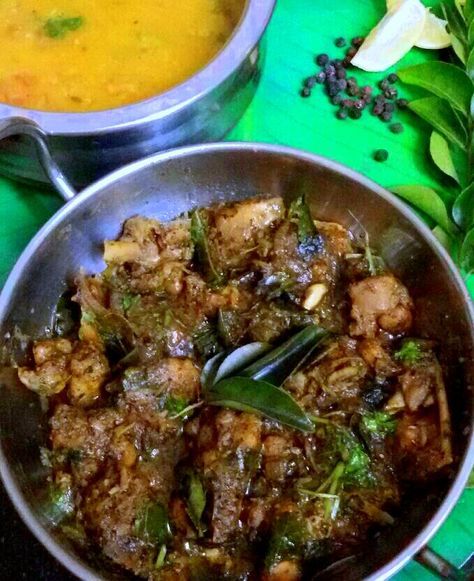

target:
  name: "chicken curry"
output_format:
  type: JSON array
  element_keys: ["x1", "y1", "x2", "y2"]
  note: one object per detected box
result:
[{"x1": 18, "y1": 195, "x2": 453, "y2": 580}]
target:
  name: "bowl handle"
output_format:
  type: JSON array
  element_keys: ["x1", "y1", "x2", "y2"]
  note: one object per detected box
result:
[
  {"x1": 0, "y1": 117, "x2": 77, "y2": 202},
  {"x1": 416, "y1": 546, "x2": 473, "y2": 579}
]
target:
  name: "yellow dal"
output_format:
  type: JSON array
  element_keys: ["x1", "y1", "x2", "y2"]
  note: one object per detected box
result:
[{"x1": 0, "y1": 0, "x2": 243, "y2": 112}]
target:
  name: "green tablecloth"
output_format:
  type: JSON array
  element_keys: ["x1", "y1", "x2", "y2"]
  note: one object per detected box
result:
[{"x1": 0, "y1": 0, "x2": 472, "y2": 577}]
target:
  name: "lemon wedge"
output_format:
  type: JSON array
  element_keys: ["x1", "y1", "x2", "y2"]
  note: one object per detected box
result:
[
  {"x1": 351, "y1": 0, "x2": 427, "y2": 72},
  {"x1": 387, "y1": 0, "x2": 451, "y2": 49}
]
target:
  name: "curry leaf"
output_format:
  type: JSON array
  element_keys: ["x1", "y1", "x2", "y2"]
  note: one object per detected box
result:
[
  {"x1": 190, "y1": 209, "x2": 225, "y2": 287},
  {"x1": 206, "y1": 376, "x2": 315, "y2": 432},
  {"x1": 399, "y1": 62, "x2": 473, "y2": 115},
  {"x1": 452, "y1": 35, "x2": 468, "y2": 64},
  {"x1": 432, "y1": 225, "x2": 452, "y2": 252},
  {"x1": 288, "y1": 196, "x2": 324, "y2": 258},
  {"x1": 407, "y1": 97, "x2": 467, "y2": 150},
  {"x1": 200, "y1": 352, "x2": 226, "y2": 390},
  {"x1": 213, "y1": 342, "x2": 271, "y2": 385},
  {"x1": 43, "y1": 483, "x2": 75, "y2": 526},
  {"x1": 429, "y1": 132, "x2": 460, "y2": 184},
  {"x1": 360, "y1": 411, "x2": 397, "y2": 438},
  {"x1": 240, "y1": 325, "x2": 330, "y2": 386},
  {"x1": 390, "y1": 185, "x2": 458, "y2": 235},
  {"x1": 453, "y1": 183, "x2": 474, "y2": 230},
  {"x1": 468, "y1": 47, "x2": 474, "y2": 82},
  {"x1": 460, "y1": 227, "x2": 474, "y2": 273},
  {"x1": 134, "y1": 502, "x2": 172, "y2": 544},
  {"x1": 185, "y1": 472, "x2": 206, "y2": 535},
  {"x1": 442, "y1": 2, "x2": 468, "y2": 45}
]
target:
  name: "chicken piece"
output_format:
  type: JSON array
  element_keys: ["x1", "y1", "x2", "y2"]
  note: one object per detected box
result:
[
  {"x1": 358, "y1": 338, "x2": 399, "y2": 377},
  {"x1": 349, "y1": 275, "x2": 413, "y2": 338},
  {"x1": 69, "y1": 342, "x2": 110, "y2": 407},
  {"x1": 315, "y1": 220, "x2": 353, "y2": 257},
  {"x1": 399, "y1": 368, "x2": 433, "y2": 412},
  {"x1": 211, "y1": 197, "x2": 285, "y2": 270},
  {"x1": 198, "y1": 409, "x2": 262, "y2": 543},
  {"x1": 266, "y1": 561, "x2": 301, "y2": 581},
  {"x1": 18, "y1": 338, "x2": 73, "y2": 396},
  {"x1": 263, "y1": 434, "x2": 298, "y2": 484},
  {"x1": 50, "y1": 404, "x2": 122, "y2": 487},
  {"x1": 146, "y1": 357, "x2": 200, "y2": 402}
]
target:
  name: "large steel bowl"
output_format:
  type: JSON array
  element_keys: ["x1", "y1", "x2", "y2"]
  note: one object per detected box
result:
[
  {"x1": 0, "y1": 0, "x2": 275, "y2": 189},
  {"x1": 0, "y1": 143, "x2": 473, "y2": 580}
]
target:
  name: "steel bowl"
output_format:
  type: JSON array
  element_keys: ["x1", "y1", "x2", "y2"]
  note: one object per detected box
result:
[
  {"x1": 0, "y1": 0, "x2": 275, "y2": 189},
  {"x1": 0, "y1": 143, "x2": 473, "y2": 580}
]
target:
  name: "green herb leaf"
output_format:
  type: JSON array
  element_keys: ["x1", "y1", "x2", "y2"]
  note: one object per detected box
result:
[
  {"x1": 399, "y1": 62, "x2": 473, "y2": 115},
  {"x1": 155, "y1": 545, "x2": 167, "y2": 569},
  {"x1": 453, "y1": 183, "x2": 474, "y2": 231},
  {"x1": 288, "y1": 196, "x2": 323, "y2": 258},
  {"x1": 134, "y1": 502, "x2": 172, "y2": 544},
  {"x1": 408, "y1": 97, "x2": 468, "y2": 150},
  {"x1": 394, "y1": 339, "x2": 423, "y2": 364},
  {"x1": 190, "y1": 209, "x2": 225, "y2": 287},
  {"x1": 264, "y1": 513, "x2": 306, "y2": 570},
  {"x1": 122, "y1": 293, "x2": 140, "y2": 312},
  {"x1": 460, "y1": 227, "x2": 474, "y2": 273},
  {"x1": 185, "y1": 472, "x2": 207, "y2": 536},
  {"x1": 452, "y1": 34, "x2": 468, "y2": 64},
  {"x1": 390, "y1": 185, "x2": 458, "y2": 235},
  {"x1": 44, "y1": 16, "x2": 83, "y2": 39},
  {"x1": 164, "y1": 396, "x2": 189, "y2": 416},
  {"x1": 343, "y1": 443, "x2": 374, "y2": 487},
  {"x1": 43, "y1": 483, "x2": 75, "y2": 526},
  {"x1": 360, "y1": 411, "x2": 397, "y2": 438},
  {"x1": 442, "y1": 2, "x2": 468, "y2": 46},
  {"x1": 193, "y1": 318, "x2": 222, "y2": 359},
  {"x1": 206, "y1": 376, "x2": 315, "y2": 432},
  {"x1": 200, "y1": 352, "x2": 226, "y2": 390},
  {"x1": 213, "y1": 342, "x2": 271, "y2": 385},
  {"x1": 432, "y1": 225, "x2": 452, "y2": 252},
  {"x1": 240, "y1": 325, "x2": 330, "y2": 386},
  {"x1": 429, "y1": 132, "x2": 460, "y2": 184},
  {"x1": 467, "y1": 47, "x2": 474, "y2": 81}
]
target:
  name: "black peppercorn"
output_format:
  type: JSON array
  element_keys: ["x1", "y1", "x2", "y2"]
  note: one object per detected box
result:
[
  {"x1": 388, "y1": 73, "x2": 399, "y2": 84},
  {"x1": 335, "y1": 37, "x2": 347, "y2": 47},
  {"x1": 349, "y1": 108, "x2": 362, "y2": 119},
  {"x1": 304, "y1": 76, "x2": 317, "y2": 89},
  {"x1": 300, "y1": 87, "x2": 311, "y2": 98},
  {"x1": 374, "y1": 149, "x2": 389, "y2": 162},
  {"x1": 351, "y1": 36, "x2": 364, "y2": 47},
  {"x1": 336, "y1": 107, "x2": 349, "y2": 120},
  {"x1": 396, "y1": 98, "x2": 409, "y2": 108},
  {"x1": 389, "y1": 122, "x2": 404, "y2": 134},
  {"x1": 316, "y1": 53, "x2": 330, "y2": 66},
  {"x1": 332, "y1": 94, "x2": 343, "y2": 105}
]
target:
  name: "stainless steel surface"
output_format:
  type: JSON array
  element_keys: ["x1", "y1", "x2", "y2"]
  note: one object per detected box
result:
[
  {"x1": 0, "y1": 0, "x2": 275, "y2": 189},
  {"x1": 0, "y1": 143, "x2": 473, "y2": 580}
]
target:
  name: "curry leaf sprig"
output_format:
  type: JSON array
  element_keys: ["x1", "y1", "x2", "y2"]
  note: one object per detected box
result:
[
  {"x1": 395, "y1": 0, "x2": 474, "y2": 275},
  {"x1": 200, "y1": 325, "x2": 331, "y2": 432}
]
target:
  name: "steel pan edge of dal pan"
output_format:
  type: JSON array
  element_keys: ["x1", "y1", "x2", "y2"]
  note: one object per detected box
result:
[{"x1": 0, "y1": 0, "x2": 276, "y2": 189}]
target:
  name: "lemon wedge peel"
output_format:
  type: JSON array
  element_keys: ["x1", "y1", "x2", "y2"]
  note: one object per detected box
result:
[
  {"x1": 351, "y1": 0, "x2": 427, "y2": 73},
  {"x1": 386, "y1": 0, "x2": 451, "y2": 50}
]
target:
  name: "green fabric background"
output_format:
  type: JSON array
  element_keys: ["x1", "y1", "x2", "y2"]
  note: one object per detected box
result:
[{"x1": 0, "y1": 0, "x2": 472, "y2": 577}]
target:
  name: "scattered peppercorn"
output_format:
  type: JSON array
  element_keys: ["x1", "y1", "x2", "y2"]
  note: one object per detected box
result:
[
  {"x1": 351, "y1": 36, "x2": 364, "y2": 47},
  {"x1": 397, "y1": 98, "x2": 409, "y2": 108},
  {"x1": 379, "y1": 79, "x2": 390, "y2": 91},
  {"x1": 384, "y1": 87, "x2": 398, "y2": 100},
  {"x1": 384, "y1": 102, "x2": 395, "y2": 113},
  {"x1": 388, "y1": 73, "x2": 399, "y2": 84},
  {"x1": 389, "y1": 122, "x2": 404, "y2": 134},
  {"x1": 336, "y1": 107, "x2": 349, "y2": 120},
  {"x1": 333, "y1": 59, "x2": 344, "y2": 68},
  {"x1": 381, "y1": 110, "x2": 393, "y2": 122},
  {"x1": 346, "y1": 47, "x2": 357, "y2": 59},
  {"x1": 336, "y1": 78, "x2": 348, "y2": 91},
  {"x1": 335, "y1": 37, "x2": 347, "y2": 47},
  {"x1": 332, "y1": 94, "x2": 343, "y2": 105},
  {"x1": 374, "y1": 149, "x2": 389, "y2": 162},
  {"x1": 316, "y1": 54, "x2": 330, "y2": 66},
  {"x1": 315, "y1": 71, "x2": 326, "y2": 84},
  {"x1": 336, "y1": 67, "x2": 347, "y2": 79},
  {"x1": 304, "y1": 76, "x2": 317, "y2": 89},
  {"x1": 349, "y1": 108, "x2": 362, "y2": 119},
  {"x1": 300, "y1": 87, "x2": 311, "y2": 98}
]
